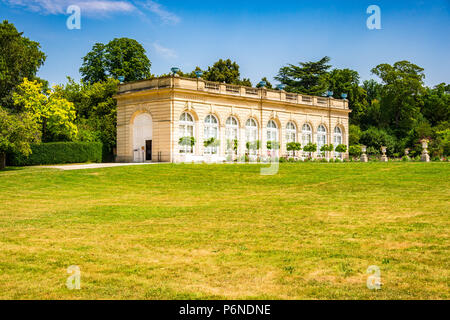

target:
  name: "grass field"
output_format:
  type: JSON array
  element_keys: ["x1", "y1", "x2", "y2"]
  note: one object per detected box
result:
[{"x1": 0, "y1": 163, "x2": 449, "y2": 300}]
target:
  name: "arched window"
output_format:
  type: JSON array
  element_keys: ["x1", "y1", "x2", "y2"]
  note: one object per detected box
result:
[
  {"x1": 286, "y1": 122, "x2": 297, "y2": 156},
  {"x1": 267, "y1": 120, "x2": 279, "y2": 156},
  {"x1": 267, "y1": 120, "x2": 279, "y2": 142},
  {"x1": 226, "y1": 117, "x2": 239, "y2": 154},
  {"x1": 204, "y1": 115, "x2": 219, "y2": 155},
  {"x1": 179, "y1": 112, "x2": 195, "y2": 154},
  {"x1": 246, "y1": 118, "x2": 258, "y2": 156},
  {"x1": 334, "y1": 127, "x2": 343, "y2": 157},
  {"x1": 334, "y1": 127, "x2": 342, "y2": 146},
  {"x1": 286, "y1": 122, "x2": 297, "y2": 143},
  {"x1": 317, "y1": 125, "x2": 327, "y2": 153},
  {"x1": 302, "y1": 124, "x2": 312, "y2": 147}
]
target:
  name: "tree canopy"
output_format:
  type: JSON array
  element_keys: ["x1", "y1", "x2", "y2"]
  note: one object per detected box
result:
[
  {"x1": 174, "y1": 59, "x2": 253, "y2": 86},
  {"x1": 371, "y1": 61, "x2": 426, "y2": 138},
  {"x1": 12, "y1": 78, "x2": 78, "y2": 142},
  {"x1": 0, "y1": 106, "x2": 40, "y2": 169},
  {"x1": 202, "y1": 59, "x2": 252, "y2": 86},
  {"x1": 0, "y1": 20, "x2": 46, "y2": 108},
  {"x1": 275, "y1": 56, "x2": 331, "y2": 96},
  {"x1": 80, "y1": 38, "x2": 152, "y2": 84},
  {"x1": 327, "y1": 68, "x2": 368, "y2": 124},
  {"x1": 54, "y1": 77, "x2": 119, "y2": 160}
]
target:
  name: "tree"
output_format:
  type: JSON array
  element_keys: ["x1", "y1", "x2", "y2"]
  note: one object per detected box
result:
[
  {"x1": 360, "y1": 127, "x2": 397, "y2": 156},
  {"x1": 303, "y1": 143, "x2": 317, "y2": 153},
  {"x1": 267, "y1": 140, "x2": 280, "y2": 150},
  {"x1": 421, "y1": 83, "x2": 450, "y2": 127},
  {"x1": 286, "y1": 142, "x2": 302, "y2": 153},
  {"x1": 0, "y1": 106, "x2": 41, "y2": 170},
  {"x1": 55, "y1": 77, "x2": 119, "y2": 160},
  {"x1": 434, "y1": 128, "x2": 450, "y2": 157},
  {"x1": 371, "y1": 61, "x2": 426, "y2": 138},
  {"x1": 12, "y1": 78, "x2": 78, "y2": 142},
  {"x1": 360, "y1": 99, "x2": 382, "y2": 130},
  {"x1": 80, "y1": 38, "x2": 151, "y2": 84},
  {"x1": 202, "y1": 59, "x2": 247, "y2": 85},
  {"x1": 240, "y1": 78, "x2": 253, "y2": 87},
  {"x1": 349, "y1": 145, "x2": 362, "y2": 158},
  {"x1": 349, "y1": 124, "x2": 362, "y2": 146},
  {"x1": 257, "y1": 77, "x2": 273, "y2": 89},
  {"x1": 275, "y1": 56, "x2": 331, "y2": 96},
  {"x1": 335, "y1": 144, "x2": 348, "y2": 153},
  {"x1": 0, "y1": 20, "x2": 46, "y2": 108},
  {"x1": 165, "y1": 60, "x2": 252, "y2": 86},
  {"x1": 327, "y1": 68, "x2": 369, "y2": 125},
  {"x1": 79, "y1": 43, "x2": 107, "y2": 84},
  {"x1": 362, "y1": 79, "x2": 383, "y2": 103}
]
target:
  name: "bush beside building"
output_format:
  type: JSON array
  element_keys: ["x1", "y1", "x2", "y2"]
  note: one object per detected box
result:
[{"x1": 7, "y1": 142, "x2": 103, "y2": 166}]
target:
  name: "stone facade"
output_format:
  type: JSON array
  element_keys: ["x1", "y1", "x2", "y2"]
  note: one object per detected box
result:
[{"x1": 114, "y1": 76, "x2": 351, "y2": 163}]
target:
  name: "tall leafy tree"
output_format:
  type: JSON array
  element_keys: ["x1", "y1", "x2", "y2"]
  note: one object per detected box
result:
[
  {"x1": 371, "y1": 61, "x2": 426, "y2": 138},
  {"x1": 172, "y1": 61, "x2": 252, "y2": 86},
  {"x1": 0, "y1": 20, "x2": 46, "y2": 108},
  {"x1": 421, "y1": 83, "x2": 449, "y2": 127},
  {"x1": 362, "y1": 79, "x2": 383, "y2": 103},
  {"x1": 80, "y1": 38, "x2": 151, "y2": 84},
  {"x1": 202, "y1": 59, "x2": 242, "y2": 84},
  {"x1": 55, "y1": 78, "x2": 119, "y2": 160},
  {"x1": 275, "y1": 56, "x2": 331, "y2": 96},
  {"x1": 12, "y1": 78, "x2": 78, "y2": 142},
  {"x1": 327, "y1": 68, "x2": 369, "y2": 125},
  {"x1": 79, "y1": 43, "x2": 107, "y2": 84},
  {"x1": 0, "y1": 106, "x2": 40, "y2": 170}
]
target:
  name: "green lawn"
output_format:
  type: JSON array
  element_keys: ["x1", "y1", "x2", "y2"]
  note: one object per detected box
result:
[{"x1": 0, "y1": 163, "x2": 449, "y2": 300}]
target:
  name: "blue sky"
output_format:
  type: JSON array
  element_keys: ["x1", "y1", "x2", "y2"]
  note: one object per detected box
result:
[{"x1": 1, "y1": 0, "x2": 449, "y2": 87}]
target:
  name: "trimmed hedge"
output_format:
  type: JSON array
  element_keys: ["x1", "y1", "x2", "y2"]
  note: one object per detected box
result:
[{"x1": 7, "y1": 142, "x2": 103, "y2": 166}]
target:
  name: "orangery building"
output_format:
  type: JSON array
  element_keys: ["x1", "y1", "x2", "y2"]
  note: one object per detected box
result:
[{"x1": 114, "y1": 76, "x2": 350, "y2": 163}]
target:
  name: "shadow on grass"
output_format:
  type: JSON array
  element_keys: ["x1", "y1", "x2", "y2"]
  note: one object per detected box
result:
[{"x1": 0, "y1": 166, "x2": 27, "y2": 172}]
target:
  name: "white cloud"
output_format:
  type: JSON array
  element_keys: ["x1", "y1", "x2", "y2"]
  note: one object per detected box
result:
[
  {"x1": 3, "y1": 0, "x2": 181, "y2": 24},
  {"x1": 137, "y1": 1, "x2": 180, "y2": 25},
  {"x1": 153, "y1": 42, "x2": 177, "y2": 59},
  {"x1": 2, "y1": 0, "x2": 136, "y2": 15}
]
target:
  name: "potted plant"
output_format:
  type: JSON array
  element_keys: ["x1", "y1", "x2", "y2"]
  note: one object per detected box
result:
[
  {"x1": 204, "y1": 137, "x2": 219, "y2": 148},
  {"x1": 286, "y1": 142, "x2": 302, "y2": 158},
  {"x1": 303, "y1": 143, "x2": 317, "y2": 160},
  {"x1": 179, "y1": 136, "x2": 196, "y2": 151},
  {"x1": 320, "y1": 144, "x2": 334, "y2": 161},
  {"x1": 246, "y1": 140, "x2": 260, "y2": 161},
  {"x1": 226, "y1": 139, "x2": 238, "y2": 155},
  {"x1": 204, "y1": 138, "x2": 220, "y2": 160},
  {"x1": 335, "y1": 144, "x2": 348, "y2": 160}
]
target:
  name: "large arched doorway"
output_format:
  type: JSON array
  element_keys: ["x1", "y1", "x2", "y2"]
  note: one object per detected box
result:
[{"x1": 133, "y1": 113, "x2": 153, "y2": 162}]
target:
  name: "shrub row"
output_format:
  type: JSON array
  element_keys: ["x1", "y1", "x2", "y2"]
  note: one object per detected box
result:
[{"x1": 7, "y1": 142, "x2": 103, "y2": 166}]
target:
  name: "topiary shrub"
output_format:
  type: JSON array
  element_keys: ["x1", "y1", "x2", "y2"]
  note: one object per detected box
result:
[
  {"x1": 7, "y1": 142, "x2": 103, "y2": 166},
  {"x1": 335, "y1": 144, "x2": 348, "y2": 153},
  {"x1": 303, "y1": 143, "x2": 317, "y2": 153},
  {"x1": 349, "y1": 145, "x2": 362, "y2": 158}
]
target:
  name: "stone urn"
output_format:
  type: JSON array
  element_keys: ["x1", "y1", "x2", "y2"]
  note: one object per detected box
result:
[
  {"x1": 420, "y1": 139, "x2": 430, "y2": 162},
  {"x1": 404, "y1": 148, "x2": 410, "y2": 160},
  {"x1": 381, "y1": 146, "x2": 388, "y2": 162},
  {"x1": 360, "y1": 145, "x2": 368, "y2": 163}
]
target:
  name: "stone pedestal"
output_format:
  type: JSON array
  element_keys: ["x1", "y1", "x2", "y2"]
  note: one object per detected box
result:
[
  {"x1": 421, "y1": 153, "x2": 430, "y2": 162},
  {"x1": 361, "y1": 154, "x2": 368, "y2": 162},
  {"x1": 420, "y1": 140, "x2": 430, "y2": 162},
  {"x1": 380, "y1": 146, "x2": 388, "y2": 162}
]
